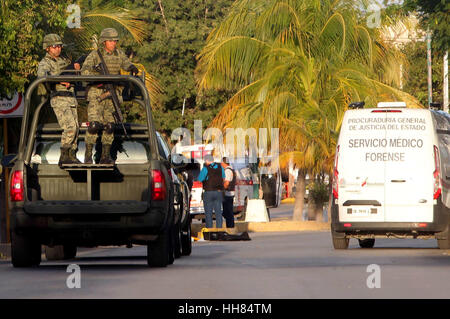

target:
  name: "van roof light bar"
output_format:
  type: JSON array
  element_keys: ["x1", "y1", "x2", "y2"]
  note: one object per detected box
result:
[
  {"x1": 377, "y1": 102, "x2": 406, "y2": 108},
  {"x1": 348, "y1": 101, "x2": 365, "y2": 109}
]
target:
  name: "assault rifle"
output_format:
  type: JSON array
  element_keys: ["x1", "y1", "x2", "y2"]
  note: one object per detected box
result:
[{"x1": 94, "y1": 49, "x2": 128, "y2": 138}]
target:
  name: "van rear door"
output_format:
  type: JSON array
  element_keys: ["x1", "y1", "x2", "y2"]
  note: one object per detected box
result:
[
  {"x1": 338, "y1": 108, "x2": 435, "y2": 224},
  {"x1": 383, "y1": 109, "x2": 434, "y2": 222},
  {"x1": 338, "y1": 109, "x2": 387, "y2": 222}
]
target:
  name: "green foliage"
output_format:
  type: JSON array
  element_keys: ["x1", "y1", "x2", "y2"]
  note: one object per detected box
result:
[
  {"x1": 197, "y1": 0, "x2": 421, "y2": 177},
  {"x1": 0, "y1": 0, "x2": 68, "y2": 95},
  {"x1": 402, "y1": 41, "x2": 443, "y2": 106},
  {"x1": 307, "y1": 181, "x2": 329, "y2": 204},
  {"x1": 105, "y1": 0, "x2": 235, "y2": 133},
  {"x1": 403, "y1": 0, "x2": 449, "y2": 52}
]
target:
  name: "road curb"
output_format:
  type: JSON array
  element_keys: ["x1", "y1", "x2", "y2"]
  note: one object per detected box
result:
[{"x1": 191, "y1": 220, "x2": 330, "y2": 236}]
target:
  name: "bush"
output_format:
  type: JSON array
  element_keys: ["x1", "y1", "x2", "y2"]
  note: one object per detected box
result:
[{"x1": 308, "y1": 181, "x2": 329, "y2": 203}]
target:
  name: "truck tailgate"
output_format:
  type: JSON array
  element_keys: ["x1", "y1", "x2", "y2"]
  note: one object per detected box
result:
[{"x1": 24, "y1": 200, "x2": 148, "y2": 215}]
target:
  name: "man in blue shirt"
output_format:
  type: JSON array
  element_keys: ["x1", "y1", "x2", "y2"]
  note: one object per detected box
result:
[{"x1": 197, "y1": 155, "x2": 225, "y2": 228}]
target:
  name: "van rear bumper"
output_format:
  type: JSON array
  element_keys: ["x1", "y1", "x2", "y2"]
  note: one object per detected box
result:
[
  {"x1": 331, "y1": 196, "x2": 450, "y2": 235},
  {"x1": 333, "y1": 222, "x2": 446, "y2": 234}
]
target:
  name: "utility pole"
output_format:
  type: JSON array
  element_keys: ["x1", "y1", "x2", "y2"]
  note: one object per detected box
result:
[
  {"x1": 444, "y1": 51, "x2": 449, "y2": 113},
  {"x1": 427, "y1": 31, "x2": 433, "y2": 107}
]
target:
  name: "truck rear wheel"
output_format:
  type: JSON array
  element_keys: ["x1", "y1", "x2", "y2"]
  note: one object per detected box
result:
[
  {"x1": 331, "y1": 229, "x2": 349, "y2": 249},
  {"x1": 11, "y1": 231, "x2": 41, "y2": 267},
  {"x1": 147, "y1": 229, "x2": 170, "y2": 267},
  {"x1": 358, "y1": 239, "x2": 375, "y2": 248}
]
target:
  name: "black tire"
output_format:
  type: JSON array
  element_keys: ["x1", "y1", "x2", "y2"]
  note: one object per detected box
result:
[
  {"x1": 11, "y1": 231, "x2": 41, "y2": 268},
  {"x1": 358, "y1": 239, "x2": 375, "y2": 248},
  {"x1": 44, "y1": 245, "x2": 77, "y2": 260},
  {"x1": 181, "y1": 216, "x2": 192, "y2": 256},
  {"x1": 437, "y1": 237, "x2": 450, "y2": 249},
  {"x1": 437, "y1": 225, "x2": 450, "y2": 249},
  {"x1": 64, "y1": 245, "x2": 77, "y2": 259},
  {"x1": 147, "y1": 228, "x2": 170, "y2": 267},
  {"x1": 173, "y1": 222, "x2": 182, "y2": 259},
  {"x1": 331, "y1": 229, "x2": 349, "y2": 250}
]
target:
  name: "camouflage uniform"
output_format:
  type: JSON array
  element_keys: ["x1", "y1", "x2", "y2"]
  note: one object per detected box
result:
[
  {"x1": 81, "y1": 28, "x2": 137, "y2": 164},
  {"x1": 37, "y1": 34, "x2": 80, "y2": 165}
]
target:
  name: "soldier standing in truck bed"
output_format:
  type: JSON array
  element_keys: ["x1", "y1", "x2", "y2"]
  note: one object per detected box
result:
[
  {"x1": 37, "y1": 34, "x2": 82, "y2": 166},
  {"x1": 81, "y1": 28, "x2": 139, "y2": 164}
]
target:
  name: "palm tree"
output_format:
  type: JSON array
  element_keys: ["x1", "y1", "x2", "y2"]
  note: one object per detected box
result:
[
  {"x1": 64, "y1": 0, "x2": 161, "y2": 105},
  {"x1": 196, "y1": 0, "x2": 422, "y2": 220}
]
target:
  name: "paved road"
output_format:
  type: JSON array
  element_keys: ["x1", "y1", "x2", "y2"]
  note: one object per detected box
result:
[{"x1": 1, "y1": 231, "x2": 449, "y2": 299}]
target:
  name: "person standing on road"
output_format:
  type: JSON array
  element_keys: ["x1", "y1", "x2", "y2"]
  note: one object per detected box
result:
[
  {"x1": 197, "y1": 155, "x2": 225, "y2": 228},
  {"x1": 221, "y1": 157, "x2": 236, "y2": 229},
  {"x1": 37, "y1": 34, "x2": 82, "y2": 166},
  {"x1": 81, "y1": 27, "x2": 139, "y2": 164}
]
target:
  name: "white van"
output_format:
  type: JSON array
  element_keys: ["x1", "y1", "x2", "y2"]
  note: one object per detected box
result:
[{"x1": 331, "y1": 102, "x2": 450, "y2": 249}]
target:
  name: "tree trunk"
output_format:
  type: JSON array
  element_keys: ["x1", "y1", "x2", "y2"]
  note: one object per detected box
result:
[
  {"x1": 307, "y1": 195, "x2": 315, "y2": 220},
  {"x1": 314, "y1": 200, "x2": 324, "y2": 222},
  {"x1": 292, "y1": 170, "x2": 306, "y2": 221}
]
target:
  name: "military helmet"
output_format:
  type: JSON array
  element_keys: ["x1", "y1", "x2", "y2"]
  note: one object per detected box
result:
[
  {"x1": 99, "y1": 28, "x2": 120, "y2": 43},
  {"x1": 43, "y1": 34, "x2": 63, "y2": 49}
]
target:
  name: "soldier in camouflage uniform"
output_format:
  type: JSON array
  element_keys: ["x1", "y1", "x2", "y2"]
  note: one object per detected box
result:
[
  {"x1": 81, "y1": 28, "x2": 139, "y2": 164},
  {"x1": 37, "y1": 34, "x2": 82, "y2": 166}
]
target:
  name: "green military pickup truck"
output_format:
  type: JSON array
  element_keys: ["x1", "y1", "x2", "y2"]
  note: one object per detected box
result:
[{"x1": 5, "y1": 75, "x2": 191, "y2": 267}]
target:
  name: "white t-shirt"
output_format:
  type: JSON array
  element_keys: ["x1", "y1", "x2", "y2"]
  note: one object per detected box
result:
[{"x1": 224, "y1": 167, "x2": 235, "y2": 197}]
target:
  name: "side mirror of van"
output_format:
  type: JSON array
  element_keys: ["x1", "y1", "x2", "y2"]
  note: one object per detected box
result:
[{"x1": 1, "y1": 154, "x2": 17, "y2": 168}]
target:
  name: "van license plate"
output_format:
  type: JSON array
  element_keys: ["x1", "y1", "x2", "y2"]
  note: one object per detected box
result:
[{"x1": 352, "y1": 208, "x2": 370, "y2": 215}]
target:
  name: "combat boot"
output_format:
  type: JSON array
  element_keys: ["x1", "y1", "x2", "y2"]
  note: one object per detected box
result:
[
  {"x1": 99, "y1": 144, "x2": 114, "y2": 165},
  {"x1": 84, "y1": 144, "x2": 94, "y2": 164},
  {"x1": 68, "y1": 148, "x2": 82, "y2": 164},
  {"x1": 58, "y1": 146, "x2": 71, "y2": 166}
]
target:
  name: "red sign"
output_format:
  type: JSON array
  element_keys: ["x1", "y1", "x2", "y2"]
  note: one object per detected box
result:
[{"x1": 0, "y1": 93, "x2": 24, "y2": 118}]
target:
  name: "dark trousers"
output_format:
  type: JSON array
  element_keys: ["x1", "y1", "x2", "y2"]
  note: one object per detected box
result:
[{"x1": 222, "y1": 195, "x2": 235, "y2": 228}]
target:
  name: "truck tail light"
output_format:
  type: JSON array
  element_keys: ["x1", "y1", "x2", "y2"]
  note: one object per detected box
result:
[
  {"x1": 151, "y1": 169, "x2": 166, "y2": 201},
  {"x1": 10, "y1": 170, "x2": 24, "y2": 202},
  {"x1": 332, "y1": 146, "x2": 340, "y2": 199},
  {"x1": 433, "y1": 146, "x2": 441, "y2": 200}
]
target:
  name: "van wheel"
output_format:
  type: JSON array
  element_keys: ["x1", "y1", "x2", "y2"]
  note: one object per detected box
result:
[
  {"x1": 11, "y1": 231, "x2": 41, "y2": 267},
  {"x1": 181, "y1": 216, "x2": 192, "y2": 256},
  {"x1": 358, "y1": 239, "x2": 375, "y2": 248},
  {"x1": 437, "y1": 238, "x2": 450, "y2": 249},
  {"x1": 147, "y1": 229, "x2": 170, "y2": 267},
  {"x1": 331, "y1": 230, "x2": 349, "y2": 249},
  {"x1": 44, "y1": 245, "x2": 77, "y2": 260},
  {"x1": 436, "y1": 225, "x2": 450, "y2": 249}
]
